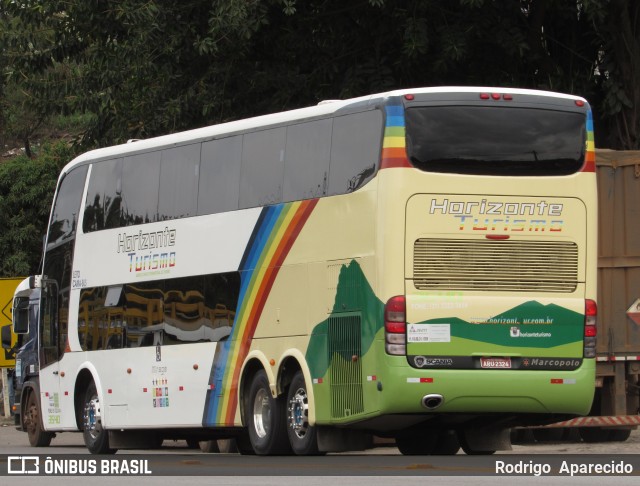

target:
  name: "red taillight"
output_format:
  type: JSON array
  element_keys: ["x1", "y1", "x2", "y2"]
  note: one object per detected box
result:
[
  {"x1": 480, "y1": 93, "x2": 490, "y2": 100},
  {"x1": 385, "y1": 296, "x2": 406, "y2": 355},
  {"x1": 585, "y1": 299, "x2": 597, "y2": 327},
  {"x1": 503, "y1": 93, "x2": 513, "y2": 101},
  {"x1": 385, "y1": 295, "x2": 405, "y2": 321},
  {"x1": 404, "y1": 94, "x2": 415, "y2": 101},
  {"x1": 491, "y1": 93, "x2": 501, "y2": 100},
  {"x1": 575, "y1": 100, "x2": 585, "y2": 107},
  {"x1": 385, "y1": 321, "x2": 405, "y2": 334},
  {"x1": 584, "y1": 299, "x2": 597, "y2": 358}
]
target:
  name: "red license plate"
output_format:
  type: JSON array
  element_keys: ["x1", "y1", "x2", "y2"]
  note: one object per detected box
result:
[{"x1": 480, "y1": 357, "x2": 512, "y2": 369}]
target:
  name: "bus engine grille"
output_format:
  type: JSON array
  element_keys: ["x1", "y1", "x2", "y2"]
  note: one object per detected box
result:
[{"x1": 413, "y1": 238, "x2": 579, "y2": 292}]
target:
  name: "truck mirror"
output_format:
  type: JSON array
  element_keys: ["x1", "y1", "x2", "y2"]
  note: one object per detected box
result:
[
  {"x1": 1, "y1": 324, "x2": 11, "y2": 349},
  {"x1": 13, "y1": 296, "x2": 30, "y2": 334}
]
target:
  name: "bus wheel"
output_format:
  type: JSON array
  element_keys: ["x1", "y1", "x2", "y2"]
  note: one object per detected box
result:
[
  {"x1": 286, "y1": 371, "x2": 320, "y2": 455},
  {"x1": 458, "y1": 431, "x2": 496, "y2": 455},
  {"x1": 200, "y1": 439, "x2": 239, "y2": 453},
  {"x1": 432, "y1": 430, "x2": 460, "y2": 455},
  {"x1": 24, "y1": 390, "x2": 53, "y2": 447},
  {"x1": 246, "y1": 370, "x2": 291, "y2": 455},
  {"x1": 396, "y1": 433, "x2": 438, "y2": 455},
  {"x1": 83, "y1": 382, "x2": 116, "y2": 454}
]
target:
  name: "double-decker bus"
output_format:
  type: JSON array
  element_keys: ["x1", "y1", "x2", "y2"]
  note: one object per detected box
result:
[{"x1": 13, "y1": 87, "x2": 597, "y2": 455}]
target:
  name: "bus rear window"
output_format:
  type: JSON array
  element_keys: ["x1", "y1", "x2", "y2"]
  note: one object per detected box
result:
[{"x1": 405, "y1": 106, "x2": 586, "y2": 175}]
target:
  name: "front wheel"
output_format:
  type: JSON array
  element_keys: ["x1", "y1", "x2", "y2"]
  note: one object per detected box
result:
[
  {"x1": 286, "y1": 371, "x2": 321, "y2": 455},
  {"x1": 245, "y1": 370, "x2": 290, "y2": 455},
  {"x1": 83, "y1": 382, "x2": 116, "y2": 454},
  {"x1": 24, "y1": 390, "x2": 53, "y2": 447}
]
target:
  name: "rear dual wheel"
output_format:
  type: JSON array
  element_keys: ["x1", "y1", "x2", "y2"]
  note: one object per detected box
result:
[
  {"x1": 245, "y1": 370, "x2": 320, "y2": 455},
  {"x1": 246, "y1": 370, "x2": 291, "y2": 455},
  {"x1": 286, "y1": 371, "x2": 320, "y2": 455},
  {"x1": 396, "y1": 429, "x2": 460, "y2": 455}
]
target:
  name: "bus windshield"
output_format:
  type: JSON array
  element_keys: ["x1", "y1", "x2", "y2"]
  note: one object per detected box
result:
[{"x1": 405, "y1": 106, "x2": 586, "y2": 176}]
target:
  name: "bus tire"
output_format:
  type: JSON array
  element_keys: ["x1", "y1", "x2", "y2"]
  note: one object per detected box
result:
[
  {"x1": 396, "y1": 433, "x2": 438, "y2": 455},
  {"x1": 24, "y1": 390, "x2": 53, "y2": 447},
  {"x1": 432, "y1": 429, "x2": 460, "y2": 455},
  {"x1": 200, "y1": 439, "x2": 238, "y2": 453},
  {"x1": 458, "y1": 431, "x2": 496, "y2": 455},
  {"x1": 246, "y1": 370, "x2": 291, "y2": 455},
  {"x1": 83, "y1": 382, "x2": 116, "y2": 454},
  {"x1": 286, "y1": 371, "x2": 321, "y2": 455}
]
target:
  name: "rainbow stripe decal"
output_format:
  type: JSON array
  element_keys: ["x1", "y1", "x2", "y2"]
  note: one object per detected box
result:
[
  {"x1": 203, "y1": 199, "x2": 318, "y2": 426},
  {"x1": 582, "y1": 109, "x2": 596, "y2": 172},
  {"x1": 380, "y1": 102, "x2": 411, "y2": 169}
]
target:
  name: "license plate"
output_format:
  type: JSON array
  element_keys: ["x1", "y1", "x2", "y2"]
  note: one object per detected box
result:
[{"x1": 480, "y1": 357, "x2": 512, "y2": 369}]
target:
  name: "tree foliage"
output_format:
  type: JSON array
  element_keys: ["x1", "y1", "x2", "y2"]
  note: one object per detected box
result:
[
  {"x1": 0, "y1": 143, "x2": 73, "y2": 276},
  {"x1": 0, "y1": 0, "x2": 639, "y2": 276},
  {"x1": 1, "y1": 0, "x2": 639, "y2": 149}
]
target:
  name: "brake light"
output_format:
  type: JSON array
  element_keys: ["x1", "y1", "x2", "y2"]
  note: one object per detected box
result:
[
  {"x1": 479, "y1": 93, "x2": 513, "y2": 101},
  {"x1": 385, "y1": 296, "x2": 406, "y2": 355},
  {"x1": 584, "y1": 299, "x2": 597, "y2": 358}
]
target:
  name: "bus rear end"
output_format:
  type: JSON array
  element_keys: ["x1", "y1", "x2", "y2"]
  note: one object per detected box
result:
[{"x1": 375, "y1": 88, "x2": 597, "y2": 452}]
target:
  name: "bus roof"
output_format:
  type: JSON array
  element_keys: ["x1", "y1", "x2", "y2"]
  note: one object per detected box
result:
[{"x1": 60, "y1": 86, "x2": 587, "y2": 176}]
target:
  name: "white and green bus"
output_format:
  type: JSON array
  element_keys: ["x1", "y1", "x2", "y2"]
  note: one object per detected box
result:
[{"x1": 14, "y1": 87, "x2": 597, "y2": 455}]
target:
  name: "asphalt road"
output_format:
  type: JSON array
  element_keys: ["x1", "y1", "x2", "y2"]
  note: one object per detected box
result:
[{"x1": 0, "y1": 420, "x2": 639, "y2": 485}]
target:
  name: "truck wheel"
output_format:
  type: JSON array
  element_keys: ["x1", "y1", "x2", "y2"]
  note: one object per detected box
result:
[
  {"x1": 83, "y1": 382, "x2": 116, "y2": 454},
  {"x1": 608, "y1": 429, "x2": 631, "y2": 442},
  {"x1": 24, "y1": 391, "x2": 53, "y2": 447},
  {"x1": 286, "y1": 371, "x2": 321, "y2": 455},
  {"x1": 578, "y1": 427, "x2": 609, "y2": 443},
  {"x1": 245, "y1": 370, "x2": 291, "y2": 455}
]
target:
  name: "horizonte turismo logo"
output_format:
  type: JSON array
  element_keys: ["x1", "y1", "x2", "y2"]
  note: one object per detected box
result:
[{"x1": 117, "y1": 227, "x2": 177, "y2": 274}]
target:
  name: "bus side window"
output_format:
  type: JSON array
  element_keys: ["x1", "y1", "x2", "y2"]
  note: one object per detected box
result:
[
  {"x1": 198, "y1": 136, "x2": 242, "y2": 215},
  {"x1": 83, "y1": 158, "x2": 123, "y2": 233},
  {"x1": 122, "y1": 151, "x2": 162, "y2": 226},
  {"x1": 283, "y1": 119, "x2": 332, "y2": 201},
  {"x1": 328, "y1": 110, "x2": 383, "y2": 196},
  {"x1": 239, "y1": 127, "x2": 286, "y2": 209},
  {"x1": 159, "y1": 144, "x2": 199, "y2": 220}
]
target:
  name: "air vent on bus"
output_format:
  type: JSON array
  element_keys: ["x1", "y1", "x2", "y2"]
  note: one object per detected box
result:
[{"x1": 413, "y1": 238, "x2": 579, "y2": 293}]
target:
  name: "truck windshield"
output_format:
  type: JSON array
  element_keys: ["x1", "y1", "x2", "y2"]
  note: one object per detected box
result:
[{"x1": 405, "y1": 106, "x2": 586, "y2": 176}]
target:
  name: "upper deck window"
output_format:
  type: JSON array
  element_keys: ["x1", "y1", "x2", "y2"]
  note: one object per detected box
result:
[{"x1": 405, "y1": 106, "x2": 586, "y2": 176}]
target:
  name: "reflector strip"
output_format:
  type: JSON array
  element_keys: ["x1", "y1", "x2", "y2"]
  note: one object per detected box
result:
[
  {"x1": 367, "y1": 375, "x2": 377, "y2": 381},
  {"x1": 597, "y1": 356, "x2": 640, "y2": 362},
  {"x1": 313, "y1": 378, "x2": 324, "y2": 384},
  {"x1": 551, "y1": 379, "x2": 576, "y2": 385},
  {"x1": 407, "y1": 377, "x2": 434, "y2": 383}
]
